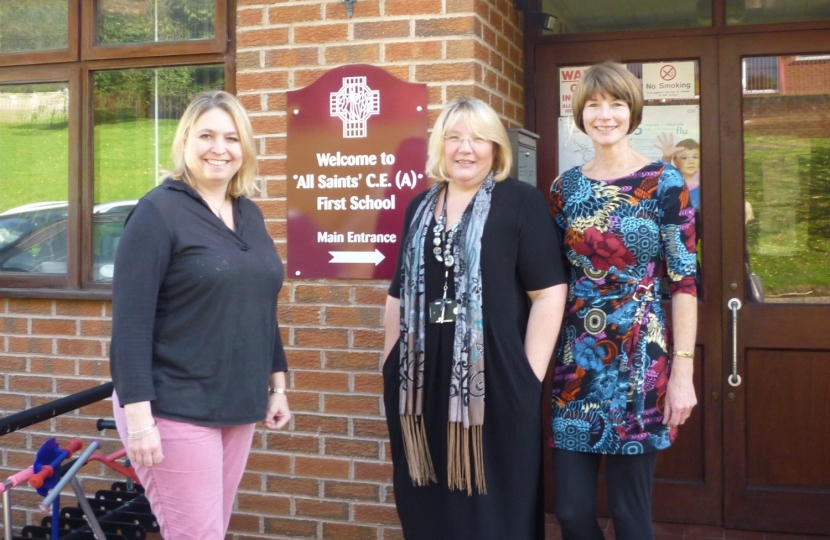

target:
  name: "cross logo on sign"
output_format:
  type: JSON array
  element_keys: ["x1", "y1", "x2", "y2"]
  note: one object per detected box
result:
[
  {"x1": 660, "y1": 65, "x2": 677, "y2": 81},
  {"x1": 330, "y1": 76, "x2": 380, "y2": 138}
]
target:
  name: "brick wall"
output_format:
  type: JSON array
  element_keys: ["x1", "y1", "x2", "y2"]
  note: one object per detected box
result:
[{"x1": 0, "y1": 1, "x2": 525, "y2": 538}]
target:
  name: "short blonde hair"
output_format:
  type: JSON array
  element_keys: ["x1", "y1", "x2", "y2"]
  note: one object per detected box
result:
[
  {"x1": 572, "y1": 61, "x2": 643, "y2": 136},
  {"x1": 426, "y1": 97, "x2": 512, "y2": 183},
  {"x1": 170, "y1": 90, "x2": 257, "y2": 198}
]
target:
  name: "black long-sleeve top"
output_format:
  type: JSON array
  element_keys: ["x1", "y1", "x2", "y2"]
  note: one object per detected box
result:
[{"x1": 110, "y1": 178, "x2": 287, "y2": 426}]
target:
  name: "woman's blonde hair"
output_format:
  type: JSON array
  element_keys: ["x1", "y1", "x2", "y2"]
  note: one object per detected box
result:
[
  {"x1": 426, "y1": 97, "x2": 512, "y2": 183},
  {"x1": 169, "y1": 90, "x2": 257, "y2": 198},
  {"x1": 572, "y1": 61, "x2": 644, "y2": 136}
]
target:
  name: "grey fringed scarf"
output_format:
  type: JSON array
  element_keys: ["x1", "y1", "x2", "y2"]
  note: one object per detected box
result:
[{"x1": 398, "y1": 173, "x2": 494, "y2": 495}]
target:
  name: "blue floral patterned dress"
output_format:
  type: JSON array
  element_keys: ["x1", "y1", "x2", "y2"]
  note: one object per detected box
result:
[{"x1": 549, "y1": 161, "x2": 697, "y2": 455}]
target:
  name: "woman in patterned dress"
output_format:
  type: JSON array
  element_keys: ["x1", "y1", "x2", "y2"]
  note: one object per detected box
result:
[{"x1": 549, "y1": 62, "x2": 698, "y2": 540}]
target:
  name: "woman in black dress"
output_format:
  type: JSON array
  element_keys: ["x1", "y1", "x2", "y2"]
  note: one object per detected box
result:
[{"x1": 382, "y1": 97, "x2": 568, "y2": 539}]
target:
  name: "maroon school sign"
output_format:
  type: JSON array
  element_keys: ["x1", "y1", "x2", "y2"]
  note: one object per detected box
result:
[{"x1": 286, "y1": 65, "x2": 428, "y2": 279}]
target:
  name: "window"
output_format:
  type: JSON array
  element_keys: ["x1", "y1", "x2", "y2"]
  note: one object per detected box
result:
[{"x1": 0, "y1": 1, "x2": 230, "y2": 293}]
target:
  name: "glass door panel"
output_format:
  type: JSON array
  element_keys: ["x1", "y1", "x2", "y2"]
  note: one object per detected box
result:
[{"x1": 742, "y1": 55, "x2": 830, "y2": 303}]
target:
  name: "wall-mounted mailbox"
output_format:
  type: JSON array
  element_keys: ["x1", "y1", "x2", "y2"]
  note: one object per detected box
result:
[{"x1": 507, "y1": 128, "x2": 539, "y2": 186}]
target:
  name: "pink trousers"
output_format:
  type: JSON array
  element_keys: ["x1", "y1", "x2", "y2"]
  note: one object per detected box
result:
[{"x1": 113, "y1": 393, "x2": 255, "y2": 539}]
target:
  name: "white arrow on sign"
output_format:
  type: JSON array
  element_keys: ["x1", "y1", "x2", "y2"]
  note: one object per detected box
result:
[{"x1": 329, "y1": 249, "x2": 386, "y2": 266}]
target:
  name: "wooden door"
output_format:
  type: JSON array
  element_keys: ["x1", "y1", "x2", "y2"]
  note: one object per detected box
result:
[
  {"x1": 719, "y1": 29, "x2": 830, "y2": 535},
  {"x1": 534, "y1": 35, "x2": 723, "y2": 525}
]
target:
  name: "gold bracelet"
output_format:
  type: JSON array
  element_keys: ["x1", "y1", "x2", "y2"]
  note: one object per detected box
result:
[
  {"x1": 269, "y1": 387, "x2": 286, "y2": 395},
  {"x1": 673, "y1": 350, "x2": 695, "y2": 359}
]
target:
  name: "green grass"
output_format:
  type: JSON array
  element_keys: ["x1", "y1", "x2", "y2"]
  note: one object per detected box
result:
[
  {"x1": 744, "y1": 134, "x2": 830, "y2": 298},
  {"x1": 0, "y1": 119, "x2": 178, "y2": 213}
]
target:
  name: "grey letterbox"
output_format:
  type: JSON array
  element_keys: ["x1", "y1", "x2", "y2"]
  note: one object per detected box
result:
[{"x1": 507, "y1": 128, "x2": 539, "y2": 186}]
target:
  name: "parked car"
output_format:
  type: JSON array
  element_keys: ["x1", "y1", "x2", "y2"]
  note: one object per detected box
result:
[{"x1": 0, "y1": 200, "x2": 137, "y2": 280}]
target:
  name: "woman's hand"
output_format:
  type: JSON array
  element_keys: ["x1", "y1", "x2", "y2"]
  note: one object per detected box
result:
[
  {"x1": 264, "y1": 393, "x2": 291, "y2": 430},
  {"x1": 264, "y1": 371, "x2": 291, "y2": 430},
  {"x1": 663, "y1": 358, "x2": 697, "y2": 426},
  {"x1": 123, "y1": 401, "x2": 163, "y2": 467}
]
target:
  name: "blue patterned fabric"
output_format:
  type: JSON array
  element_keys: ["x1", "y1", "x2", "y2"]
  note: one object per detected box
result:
[{"x1": 549, "y1": 161, "x2": 697, "y2": 454}]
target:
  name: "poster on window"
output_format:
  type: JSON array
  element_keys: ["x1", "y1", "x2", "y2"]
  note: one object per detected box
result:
[{"x1": 557, "y1": 104, "x2": 700, "y2": 209}]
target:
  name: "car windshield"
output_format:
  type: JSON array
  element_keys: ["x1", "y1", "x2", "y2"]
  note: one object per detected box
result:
[{"x1": 0, "y1": 204, "x2": 68, "y2": 252}]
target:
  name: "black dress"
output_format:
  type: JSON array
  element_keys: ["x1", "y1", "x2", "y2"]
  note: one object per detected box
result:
[{"x1": 384, "y1": 179, "x2": 566, "y2": 540}]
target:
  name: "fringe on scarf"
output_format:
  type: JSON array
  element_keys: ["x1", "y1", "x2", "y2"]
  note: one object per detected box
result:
[
  {"x1": 447, "y1": 422, "x2": 487, "y2": 496},
  {"x1": 401, "y1": 415, "x2": 437, "y2": 486}
]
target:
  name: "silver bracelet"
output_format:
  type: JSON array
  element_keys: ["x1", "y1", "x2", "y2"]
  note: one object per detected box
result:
[
  {"x1": 269, "y1": 387, "x2": 286, "y2": 395},
  {"x1": 127, "y1": 421, "x2": 158, "y2": 440}
]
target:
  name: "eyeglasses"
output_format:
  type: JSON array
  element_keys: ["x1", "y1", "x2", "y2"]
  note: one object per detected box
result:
[{"x1": 444, "y1": 135, "x2": 490, "y2": 147}]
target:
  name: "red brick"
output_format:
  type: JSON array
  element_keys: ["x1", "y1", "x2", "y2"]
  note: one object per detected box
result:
[
  {"x1": 353, "y1": 418, "x2": 389, "y2": 438},
  {"x1": 284, "y1": 390, "x2": 321, "y2": 412},
  {"x1": 293, "y1": 414, "x2": 348, "y2": 434},
  {"x1": 0, "y1": 354, "x2": 27, "y2": 371},
  {"x1": 295, "y1": 498, "x2": 348, "y2": 519},
  {"x1": 294, "y1": 284, "x2": 351, "y2": 303},
  {"x1": 237, "y1": 71, "x2": 290, "y2": 93},
  {"x1": 0, "y1": 393, "x2": 27, "y2": 410},
  {"x1": 415, "y1": 17, "x2": 475, "y2": 37},
  {"x1": 285, "y1": 349, "x2": 322, "y2": 369},
  {"x1": 323, "y1": 522, "x2": 379, "y2": 539},
  {"x1": 324, "y1": 480, "x2": 380, "y2": 501},
  {"x1": 294, "y1": 328, "x2": 349, "y2": 348},
  {"x1": 325, "y1": 438, "x2": 379, "y2": 458},
  {"x1": 381, "y1": 65, "x2": 411, "y2": 81},
  {"x1": 246, "y1": 452, "x2": 291, "y2": 473},
  {"x1": 324, "y1": 394, "x2": 380, "y2": 415},
  {"x1": 293, "y1": 68, "x2": 329, "y2": 87},
  {"x1": 447, "y1": 0, "x2": 475, "y2": 12},
  {"x1": 78, "y1": 359, "x2": 109, "y2": 377},
  {"x1": 79, "y1": 319, "x2": 111, "y2": 337},
  {"x1": 352, "y1": 329, "x2": 384, "y2": 349},
  {"x1": 383, "y1": 527, "x2": 405, "y2": 540},
  {"x1": 264, "y1": 135, "x2": 287, "y2": 155},
  {"x1": 354, "y1": 461, "x2": 393, "y2": 483},
  {"x1": 228, "y1": 512, "x2": 260, "y2": 534},
  {"x1": 325, "y1": 351, "x2": 379, "y2": 371},
  {"x1": 354, "y1": 503, "x2": 401, "y2": 524},
  {"x1": 264, "y1": 517, "x2": 318, "y2": 537},
  {"x1": 354, "y1": 373, "x2": 383, "y2": 394},
  {"x1": 30, "y1": 357, "x2": 75, "y2": 375},
  {"x1": 266, "y1": 475, "x2": 320, "y2": 496},
  {"x1": 353, "y1": 21, "x2": 410, "y2": 41},
  {"x1": 1, "y1": 316, "x2": 27, "y2": 333},
  {"x1": 294, "y1": 456, "x2": 350, "y2": 479},
  {"x1": 258, "y1": 157, "x2": 286, "y2": 176},
  {"x1": 265, "y1": 47, "x2": 320, "y2": 68},
  {"x1": 266, "y1": 432, "x2": 320, "y2": 453},
  {"x1": 31, "y1": 318, "x2": 76, "y2": 336},
  {"x1": 56, "y1": 378, "x2": 108, "y2": 395},
  {"x1": 385, "y1": 0, "x2": 442, "y2": 16},
  {"x1": 294, "y1": 370, "x2": 349, "y2": 392},
  {"x1": 238, "y1": 7, "x2": 265, "y2": 27},
  {"x1": 8, "y1": 336, "x2": 51, "y2": 354},
  {"x1": 55, "y1": 300, "x2": 103, "y2": 317},
  {"x1": 294, "y1": 24, "x2": 349, "y2": 44},
  {"x1": 238, "y1": 27, "x2": 289, "y2": 48},
  {"x1": 8, "y1": 298, "x2": 52, "y2": 315},
  {"x1": 325, "y1": 306, "x2": 382, "y2": 327},
  {"x1": 324, "y1": 0, "x2": 381, "y2": 19},
  {"x1": 266, "y1": 220, "x2": 287, "y2": 238},
  {"x1": 416, "y1": 62, "x2": 476, "y2": 82},
  {"x1": 250, "y1": 114, "x2": 286, "y2": 135},
  {"x1": 237, "y1": 492, "x2": 291, "y2": 514},
  {"x1": 278, "y1": 305, "x2": 322, "y2": 325},
  {"x1": 268, "y1": 4, "x2": 322, "y2": 24},
  {"x1": 353, "y1": 285, "x2": 390, "y2": 305},
  {"x1": 57, "y1": 338, "x2": 102, "y2": 357},
  {"x1": 384, "y1": 41, "x2": 442, "y2": 63},
  {"x1": 325, "y1": 43, "x2": 380, "y2": 65}
]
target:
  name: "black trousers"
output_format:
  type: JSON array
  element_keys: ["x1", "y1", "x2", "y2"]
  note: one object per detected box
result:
[{"x1": 552, "y1": 449, "x2": 659, "y2": 540}]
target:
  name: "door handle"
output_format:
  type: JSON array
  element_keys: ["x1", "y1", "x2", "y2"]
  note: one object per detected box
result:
[{"x1": 727, "y1": 298, "x2": 742, "y2": 387}]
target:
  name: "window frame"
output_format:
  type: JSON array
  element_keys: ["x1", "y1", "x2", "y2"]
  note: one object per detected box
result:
[{"x1": 0, "y1": 0, "x2": 233, "y2": 297}]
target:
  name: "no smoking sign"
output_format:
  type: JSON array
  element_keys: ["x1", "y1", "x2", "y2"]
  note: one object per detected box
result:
[{"x1": 643, "y1": 61, "x2": 695, "y2": 100}]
